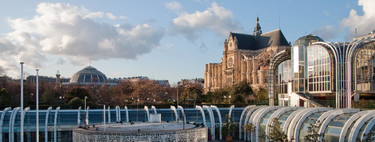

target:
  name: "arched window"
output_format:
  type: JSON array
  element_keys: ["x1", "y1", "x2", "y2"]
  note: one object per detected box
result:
[
  {"x1": 355, "y1": 42, "x2": 375, "y2": 91},
  {"x1": 307, "y1": 45, "x2": 332, "y2": 92}
]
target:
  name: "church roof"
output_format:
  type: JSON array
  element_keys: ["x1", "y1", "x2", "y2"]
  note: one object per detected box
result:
[{"x1": 230, "y1": 29, "x2": 289, "y2": 50}]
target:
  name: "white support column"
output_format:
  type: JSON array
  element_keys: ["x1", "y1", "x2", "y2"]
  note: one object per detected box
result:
[
  {"x1": 45, "y1": 107, "x2": 52, "y2": 142},
  {"x1": 36, "y1": 69, "x2": 39, "y2": 142},
  {"x1": 107, "y1": 106, "x2": 110, "y2": 123},
  {"x1": 151, "y1": 106, "x2": 157, "y2": 114},
  {"x1": 77, "y1": 106, "x2": 81, "y2": 126},
  {"x1": 170, "y1": 106, "x2": 178, "y2": 123},
  {"x1": 103, "y1": 105, "x2": 106, "y2": 130},
  {"x1": 144, "y1": 106, "x2": 150, "y2": 121},
  {"x1": 211, "y1": 105, "x2": 223, "y2": 140},
  {"x1": 177, "y1": 106, "x2": 186, "y2": 123},
  {"x1": 9, "y1": 107, "x2": 20, "y2": 142},
  {"x1": 118, "y1": 106, "x2": 121, "y2": 122},
  {"x1": 228, "y1": 105, "x2": 235, "y2": 119},
  {"x1": 203, "y1": 105, "x2": 215, "y2": 140},
  {"x1": 20, "y1": 62, "x2": 24, "y2": 142},
  {"x1": 53, "y1": 107, "x2": 60, "y2": 142},
  {"x1": 86, "y1": 106, "x2": 90, "y2": 125},
  {"x1": 195, "y1": 105, "x2": 206, "y2": 127},
  {"x1": 124, "y1": 106, "x2": 129, "y2": 122},
  {"x1": 21, "y1": 107, "x2": 30, "y2": 140},
  {"x1": 0, "y1": 107, "x2": 10, "y2": 141},
  {"x1": 115, "y1": 106, "x2": 119, "y2": 122}
]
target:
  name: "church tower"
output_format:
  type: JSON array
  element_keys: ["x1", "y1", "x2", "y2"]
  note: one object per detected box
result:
[{"x1": 253, "y1": 17, "x2": 262, "y2": 36}]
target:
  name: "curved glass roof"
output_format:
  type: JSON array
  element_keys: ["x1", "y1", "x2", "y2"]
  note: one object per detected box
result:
[
  {"x1": 70, "y1": 66, "x2": 108, "y2": 84},
  {"x1": 1, "y1": 106, "x2": 374, "y2": 142},
  {"x1": 294, "y1": 34, "x2": 324, "y2": 47}
]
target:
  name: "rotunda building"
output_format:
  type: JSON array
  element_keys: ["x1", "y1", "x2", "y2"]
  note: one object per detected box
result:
[{"x1": 70, "y1": 66, "x2": 108, "y2": 85}]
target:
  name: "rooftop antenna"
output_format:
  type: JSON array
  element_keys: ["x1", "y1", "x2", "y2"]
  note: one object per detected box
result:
[{"x1": 355, "y1": 28, "x2": 357, "y2": 38}]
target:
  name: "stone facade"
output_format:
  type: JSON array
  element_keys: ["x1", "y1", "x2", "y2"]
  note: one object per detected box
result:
[
  {"x1": 204, "y1": 17, "x2": 290, "y2": 93},
  {"x1": 73, "y1": 126, "x2": 208, "y2": 142}
]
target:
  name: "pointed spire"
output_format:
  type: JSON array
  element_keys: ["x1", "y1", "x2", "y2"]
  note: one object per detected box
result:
[{"x1": 253, "y1": 17, "x2": 262, "y2": 36}]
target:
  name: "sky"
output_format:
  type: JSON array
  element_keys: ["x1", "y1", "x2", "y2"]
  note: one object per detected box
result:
[{"x1": 0, "y1": 0, "x2": 374, "y2": 85}]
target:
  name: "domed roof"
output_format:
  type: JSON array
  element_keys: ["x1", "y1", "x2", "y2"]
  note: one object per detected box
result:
[
  {"x1": 294, "y1": 34, "x2": 324, "y2": 47},
  {"x1": 70, "y1": 66, "x2": 107, "y2": 84}
]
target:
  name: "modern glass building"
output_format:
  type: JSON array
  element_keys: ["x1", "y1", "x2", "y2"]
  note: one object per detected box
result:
[
  {"x1": 268, "y1": 31, "x2": 375, "y2": 108},
  {"x1": 1, "y1": 105, "x2": 375, "y2": 142}
]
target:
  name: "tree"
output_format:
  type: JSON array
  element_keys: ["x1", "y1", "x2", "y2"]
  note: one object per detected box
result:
[
  {"x1": 243, "y1": 123, "x2": 256, "y2": 139},
  {"x1": 65, "y1": 87, "x2": 90, "y2": 104},
  {"x1": 305, "y1": 120, "x2": 324, "y2": 142},
  {"x1": 41, "y1": 89, "x2": 58, "y2": 106},
  {"x1": 180, "y1": 86, "x2": 202, "y2": 105},
  {"x1": 268, "y1": 118, "x2": 288, "y2": 142},
  {"x1": 229, "y1": 81, "x2": 254, "y2": 104},
  {"x1": 0, "y1": 88, "x2": 11, "y2": 106},
  {"x1": 68, "y1": 97, "x2": 83, "y2": 107},
  {"x1": 222, "y1": 114, "x2": 235, "y2": 137}
]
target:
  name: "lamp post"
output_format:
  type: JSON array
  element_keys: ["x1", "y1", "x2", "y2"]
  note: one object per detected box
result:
[
  {"x1": 36, "y1": 69, "x2": 39, "y2": 142},
  {"x1": 84, "y1": 96, "x2": 87, "y2": 127},
  {"x1": 20, "y1": 62, "x2": 24, "y2": 142}
]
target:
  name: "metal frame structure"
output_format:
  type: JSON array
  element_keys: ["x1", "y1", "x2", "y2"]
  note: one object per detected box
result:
[
  {"x1": 265, "y1": 107, "x2": 301, "y2": 142},
  {"x1": 45, "y1": 107, "x2": 52, "y2": 142},
  {"x1": 0, "y1": 107, "x2": 10, "y2": 141},
  {"x1": 151, "y1": 106, "x2": 157, "y2": 114},
  {"x1": 203, "y1": 105, "x2": 215, "y2": 140},
  {"x1": 177, "y1": 105, "x2": 186, "y2": 123},
  {"x1": 9, "y1": 107, "x2": 20, "y2": 142},
  {"x1": 124, "y1": 106, "x2": 129, "y2": 122},
  {"x1": 144, "y1": 106, "x2": 149, "y2": 121},
  {"x1": 77, "y1": 106, "x2": 81, "y2": 126},
  {"x1": 195, "y1": 105, "x2": 206, "y2": 126},
  {"x1": 54, "y1": 107, "x2": 60, "y2": 142},
  {"x1": 107, "y1": 106, "x2": 110, "y2": 123},
  {"x1": 268, "y1": 38, "x2": 375, "y2": 109},
  {"x1": 211, "y1": 105, "x2": 222, "y2": 140},
  {"x1": 338, "y1": 111, "x2": 370, "y2": 142},
  {"x1": 317, "y1": 109, "x2": 359, "y2": 141},
  {"x1": 348, "y1": 111, "x2": 375, "y2": 142},
  {"x1": 238, "y1": 105, "x2": 255, "y2": 139},
  {"x1": 243, "y1": 106, "x2": 261, "y2": 140},
  {"x1": 170, "y1": 106, "x2": 178, "y2": 123},
  {"x1": 268, "y1": 50, "x2": 291, "y2": 106}
]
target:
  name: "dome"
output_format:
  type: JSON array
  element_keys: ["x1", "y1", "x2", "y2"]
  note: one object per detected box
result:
[
  {"x1": 70, "y1": 66, "x2": 107, "y2": 84},
  {"x1": 294, "y1": 34, "x2": 324, "y2": 46}
]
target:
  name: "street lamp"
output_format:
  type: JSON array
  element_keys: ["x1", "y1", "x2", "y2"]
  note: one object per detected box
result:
[
  {"x1": 20, "y1": 62, "x2": 24, "y2": 142},
  {"x1": 84, "y1": 96, "x2": 88, "y2": 127},
  {"x1": 36, "y1": 68, "x2": 39, "y2": 142}
]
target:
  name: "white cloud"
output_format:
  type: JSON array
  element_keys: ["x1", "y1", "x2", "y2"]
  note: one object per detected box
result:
[
  {"x1": 171, "y1": 2, "x2": 242, "y2": 41},
  {"x1": 165, "y1": 1, "x2": 182, "y2": 11},
  {"x1": 0, "y1": 2, "x2": 164, "y2": 75},
  {"x1": 341, "y1": 0, "x2": 375, "y2": 39},
  {"x1": 312, "y1": 25, "x2": 338, "y2": 41},
  {"x1": 106, "y1": 13, "x2": 117, "y2": 20}
]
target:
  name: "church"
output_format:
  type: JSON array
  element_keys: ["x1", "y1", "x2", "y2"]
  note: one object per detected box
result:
[{"x1": 204, "y1": 17, "x2": 290, "y2": 93}]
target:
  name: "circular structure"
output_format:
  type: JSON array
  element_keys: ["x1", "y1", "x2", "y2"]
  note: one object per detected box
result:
[
  {"x1": 294, "y1": 34, "x2": 324, "y2": 46},
  {"x1": 70, "y1": 66, "x2": 108, "y2": 84},
  {"x1": 73, "y1": 123, "x2": 208, "y2": 142}
]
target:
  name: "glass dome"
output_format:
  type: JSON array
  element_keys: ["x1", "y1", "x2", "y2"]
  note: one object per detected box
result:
[
  {"x1": 294, "y1": 34, "x2": 324, "y2": 47},
  {"x1": 70, "y1": 66, "x2": 107, "y2": 84}
]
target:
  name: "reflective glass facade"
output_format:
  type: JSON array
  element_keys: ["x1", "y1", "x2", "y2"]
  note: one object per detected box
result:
[
  {"x1": 355, "y1": 42, "x2": 375, "y2": 91},
  {"x1": 307, "y1": 45, "x2": 332, "y2": 92}
]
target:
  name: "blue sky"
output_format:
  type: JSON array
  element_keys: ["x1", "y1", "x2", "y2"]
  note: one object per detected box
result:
[{"x1": 0, "y1": 0, "x2": 373, "y2": 85}]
